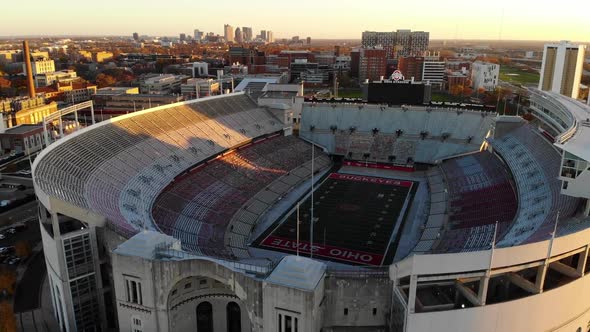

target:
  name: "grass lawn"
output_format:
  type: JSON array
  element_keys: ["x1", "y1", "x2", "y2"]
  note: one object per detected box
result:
[
  {"x1": 499, "y1": 66, "x2": 540, "y2": 85},
  {"x1": 431, "y1": 92, "x2": 463, "y2": 102},
  {"x1": 337, "y1": 89, "x2": 363, "y2": 98}
]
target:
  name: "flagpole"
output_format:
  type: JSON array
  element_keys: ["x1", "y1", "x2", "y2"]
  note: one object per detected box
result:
[
  {"x1": 547, "y1": 211, "x2": 560, "y2": 261},
  {"x1": 310, "y1": 142, "x2": 315, "y2": 259},
  {"x1": 296, "y1": 202, "x2": 300, "y2": 257}
]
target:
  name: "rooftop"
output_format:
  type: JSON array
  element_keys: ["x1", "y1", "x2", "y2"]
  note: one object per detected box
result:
[
  {"x1": 1, "y1": 124, "x2": 43, "y2": 135},
  {"x1": 114, "y1": 230, "x2": 178, "y2": 260},
  {"x1": 265, "y1": 256, "x2": 326, "y2": 291}
]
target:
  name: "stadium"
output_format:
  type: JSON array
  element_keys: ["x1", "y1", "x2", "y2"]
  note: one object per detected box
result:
[{"x1": 32, "y1": 90, "x2": 590, "y2": 332}]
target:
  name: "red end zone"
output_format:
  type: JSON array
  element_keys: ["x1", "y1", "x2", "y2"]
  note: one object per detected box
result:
[
  {"x1": 343, "y1": 160, "x2": 414, "y2": 172},
  {"x1": 329, "y1": 173, "x2": 413, "y2": 188},
  {"x1": 261, "y1": 235, "x2": 384, "y2": 265}
]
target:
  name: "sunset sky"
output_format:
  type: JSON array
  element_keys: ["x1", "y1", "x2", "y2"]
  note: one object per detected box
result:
[{"x1": 2, "y1": 0, "x2": 589, "y2": 42}]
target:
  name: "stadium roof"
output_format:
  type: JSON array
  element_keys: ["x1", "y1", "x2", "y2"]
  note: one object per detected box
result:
[{"x1": 549, "y1": 91, "x2": 590, "y2": 160}]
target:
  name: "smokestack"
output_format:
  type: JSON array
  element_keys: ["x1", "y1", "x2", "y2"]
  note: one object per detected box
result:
[{"x1": 23, "y1": 40, "x2": 36, "y2": 98}]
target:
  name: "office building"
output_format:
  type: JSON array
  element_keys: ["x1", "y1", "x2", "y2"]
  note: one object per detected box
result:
[
  {"x1": 180, "y1": 78, "x2": 220, "y2": 99},
  {"x1": 361, "y1": 29, "x2": 430, "y2": 59},
  {"x1": 235, "y1": 28, "x2": 243, "y2": 43},
  {"x1": 133, "y1": 32, "x2": 139, "y2": 41},
  {"x1": 194, "y1": 29, "x2": 204, "y2": 42},
  {"x1": 398, "y1": 56, "x2": 425, "y2": 81},
  {"x1": 23, "y1": 58, "x2": 55, "y2": 77},
  {"x1": 422, "y1": 54, "x2": 445, "y2": 88},
  {"x1": 224, "y1": 24, "x2": 234, "y2": 43},
  {"x1": 35, "y1": 70, "x2": 78, "y2": 87},
  {"x1": 242, "y1": 27, "x2": 253, "y2": 42},
  {"x1": 471, "y1": 61, "x2": 500, "y2": 92},
  {"x1": 359, "y1": 48, "x2": 387, "y2": 82},
  {"x1": 139, "y1": 74, "x2": 188, "y2": 94},
  {"x1": 539, "y1": 41, "x2": 586, "y2": 99}
]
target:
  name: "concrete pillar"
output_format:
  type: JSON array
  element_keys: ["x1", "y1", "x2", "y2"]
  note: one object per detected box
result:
[
  {"x1": 408, "y1": 275, "x2": 417, "y2": 314},
  {"x1": 577, "y1": 246, "x2": 589, "y2": 276},
  {"x1": 478, "y1": 276, "x2": 490, "y2": 305},
  {"x1": 535, "y1": 265, "x2": 547, "y2": 293}
]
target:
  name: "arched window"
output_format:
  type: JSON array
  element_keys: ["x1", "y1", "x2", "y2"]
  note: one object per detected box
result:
[
  {"x1": 196, "y1": 301, "x2": 213, "y2": 332},
  {"x1": 226, "y1": 302, "x2": 241, "y2": 332}
]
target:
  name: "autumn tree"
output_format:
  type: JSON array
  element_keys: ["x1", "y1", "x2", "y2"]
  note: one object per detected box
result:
[
  {"x1": 449, "y1": 84, "x2": 464, "y2": 96},
  {"x1": 14, "y1": 241, "x2": 30, "y2": 258},
  {"x1": 0, "y1": 268, "x2": 15, "y2": 295},
  {"x1": 0, "y1": 301, "x2": 16, "y2": 332},
  {"x1": 95, "y1": 73, "x2": 117, "y2": 88}
]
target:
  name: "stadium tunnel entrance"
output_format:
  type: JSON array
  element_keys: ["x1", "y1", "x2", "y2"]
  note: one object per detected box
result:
[{"x1": 166, "y1": 276, "x2": 251, "y2": 332}]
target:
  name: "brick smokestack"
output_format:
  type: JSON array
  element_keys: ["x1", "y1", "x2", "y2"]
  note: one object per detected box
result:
[{"x1": 23, "y1": 40, "x2": 36, "y2": 98}]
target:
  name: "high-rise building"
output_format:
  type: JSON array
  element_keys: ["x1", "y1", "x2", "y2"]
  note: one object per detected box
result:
[
  {"x1": 261, "y1": 30, "x2": 267, "y2": 41},
  {"x1": 361, "y1": 29, "x2": 430, "y2": 59},
  {"x1": 422, "y1": 60, "x2": 445, "y2": 88},
  {"x1": 267, "y1": 31, "x2": 274, "y2": 43},
  {"x1": 359, "y1": 47, "x2": 387, "y2": 82},
  {"x1": 242, "y1": 27, "x2": 253, "y2": 42},
  {"x1": 224, "y1": 24, "x2": 234, "y2": 43},
  {"x1": 471, "y1": 61, "x2": 500, "y2": 92},
  {"x1": 539, "y1": 41, "x2": 586, "y2": 99},
  {"x1": 194, "y1": 29, "x2": 204, "y2": 43},
  {"x1": 179, "y1": 33, "x2": 186, "y2": 42},
  {"x1": 133, "y1": 32, "x2": 139, "y2": 41},
  {"x1": 235, "y1": 28, "x2": 243, "y2": 44},
  {"x1": 306, "y1": 37, "x2": 311, "y2": 45}
]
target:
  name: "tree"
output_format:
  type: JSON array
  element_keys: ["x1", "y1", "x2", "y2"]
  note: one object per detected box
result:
[
  {"x1": 0, "y1": 301, "x2": 16, "y2": 332},
  {"x1": 0, "y1": 269, "x2": 15, "y2": 295},
  {"x1": 95, "y1": 74, "x2": 117, "y2": 88},
  {"x1": 0, "y1": 77, "x2": 11, "y2": 89},
  {"x1": 449, "y1": 84, "x2": 464, "y2": 96},
  {"x1": 14, "y1": 241, "x2": 30, "y2": 258}
]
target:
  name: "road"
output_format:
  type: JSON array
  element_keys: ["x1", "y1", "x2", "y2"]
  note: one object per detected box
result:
[
  {"x1": 13, "y1": 250, "x2": 45, "y2": 312},
  {"x1": 0, "y1": 200, "x2": 38, "y2": 229}
]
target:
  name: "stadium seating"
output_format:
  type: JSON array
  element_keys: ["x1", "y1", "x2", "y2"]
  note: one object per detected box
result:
[
  {"x1": 489, "y1": 125, "x2": 580, "y2": 246},
  {"x1": 34, "y1": 94, "x2": 285, "y2": 240},
  {"x1": 434, "y1": 152, "x2": 517, "y2": 253},
  {"x1": 150, "y1": 135, "x2": 330, "y2": 257},
  {"x1": 300, "y1": 104, "x2": 496, "y2": 164}
]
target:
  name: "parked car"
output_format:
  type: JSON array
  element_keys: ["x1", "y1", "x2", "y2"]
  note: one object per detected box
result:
[{"x1": 7, "y1": 257, "x2": 20, "y2": 265}]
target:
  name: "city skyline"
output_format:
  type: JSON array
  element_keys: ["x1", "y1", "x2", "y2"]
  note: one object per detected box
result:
[{"x1": 1, "y1": 0, "x2": 589, "y2": 42}]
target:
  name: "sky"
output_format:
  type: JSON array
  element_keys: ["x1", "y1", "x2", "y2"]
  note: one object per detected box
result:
[{"x1": 1, "y1": 0, "x2": 589, "y2": 42}]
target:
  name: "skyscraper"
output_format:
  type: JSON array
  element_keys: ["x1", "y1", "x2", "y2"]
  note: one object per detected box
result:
[
  {"x1": 242, "y1": 27, "x2": 253, "y2": 42},
  {"x1": 267, "y1": 31, "x2": 274, "y2": 43},
  {"x1": 194, "y1": 29, "x2": 203, "y2": 43},
  {"x1": 235, "y1": 27, "x2": 243, "y2": 44},
  {"x1": 539, "y1": 41, "x2": 586, "y2": 99},
  {"x1": 261, "y1": 30, "x2": 267, "y2": 41},
  {"x1": 224, "y1": 24, "x2": 234, "y2": 43},
  {"x1": 132, "y1": 32, "x2": 139, "y2": 41},
  {"x1": 361, "y1": 29, "x2": 429, "y2": 59},
  {"x1": 179, "y1": 33, "x2": 186, "y2": 42}
]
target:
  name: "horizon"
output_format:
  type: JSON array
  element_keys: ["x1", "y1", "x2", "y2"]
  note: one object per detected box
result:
[
  {"x1": 1, "y1": 35, "x2": 589, "y2": 45},
  {"x1": 1, "y1": 0, "x2": 589, "y2": 42}
]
